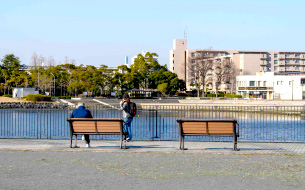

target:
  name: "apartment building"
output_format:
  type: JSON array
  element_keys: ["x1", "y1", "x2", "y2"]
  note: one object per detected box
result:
[
  {"x1": 236, "y1": 72, "x2": 305, "y2": 100},
  {"x1": 170, "y1": 39, "x2": 305, "y2": 92}
]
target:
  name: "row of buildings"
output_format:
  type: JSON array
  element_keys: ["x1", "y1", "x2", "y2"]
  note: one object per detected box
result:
[{"x1": 170, "y1": 39, "x2": 305, "y2": 100}]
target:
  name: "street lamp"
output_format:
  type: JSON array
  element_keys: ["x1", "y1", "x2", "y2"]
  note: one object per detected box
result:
[
  {"x1": 291, "y1": 80, "x2": 294, "y2": 101},
  {"x1": 50, "y1": 73, "x2": 55, "y2": 100}
]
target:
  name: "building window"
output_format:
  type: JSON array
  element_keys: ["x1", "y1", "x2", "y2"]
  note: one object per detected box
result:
[
  {"x1": 213, "y1": 53, "x2": 218, "y2": 57},
  {"x1": 249, "y1": 81, "x2": 255, "y2": 86},
  {"x1": 277, "y1": 81, "x2": 280, "y2": 85},
  {"x1": 173, "y1": 67, "x2": 174, "y2": 70},
  {"x1": 274, "y1": 53, "x2": 278, "y2": 58},
  {"x1": 274, "y1": 60, "x2": 278, "y2": 64},
  {"x1": 295, "y1": 60, "x2": 299, "y2": 64},
  {"x1": 191, "y1": 53, "x2": 195, "y2": 57},
  {"x1": 173, "y1": 60, "x2": 174, "y2": 64},
  {"x1": 192, "y1": 66, "x2": 195, "y2": 70},
  {"x1": 295, "y1": 66, "x2": 299, "y2": 70},
  {"x1": 285, "y1": 66, "x2": 290, "y2": 70},
  {"x1": 285, "y1": 60, "x2": 290, "y2": 64},
  {"x1": 191, "y1": 59, "x2": 195, "y2": 63},
  {"x1": 173, "y1": 54, "x2": 174, "y2": 57},
  {"x1": 258, "y1": 81, "x2": 261, "y2": 87},
  {"x1": 274, "y1": 66, "x2": 279, "y2": 71},
  {"x1": 285, "y1": 54, "x2": 289, "y2": 58},
  {"x1": 295, "y1": 53, "x2": 300, "y2": 57},
  {"x1": 263, "y1": 81, "x2": 266, "y2": 86}
]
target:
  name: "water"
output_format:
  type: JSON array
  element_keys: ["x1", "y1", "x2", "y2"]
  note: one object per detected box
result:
[{"x1": 0, "y1": 107, "x2": 305, "y2": 142}]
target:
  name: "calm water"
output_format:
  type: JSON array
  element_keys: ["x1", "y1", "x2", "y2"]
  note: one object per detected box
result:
[{"x1": 0, "y1": 108, "x2": 304, "y2": 142}]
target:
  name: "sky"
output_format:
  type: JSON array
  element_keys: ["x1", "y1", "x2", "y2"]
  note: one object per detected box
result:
[{"x1": 1, "y1": 0, "x2": 305, "y2": 67}]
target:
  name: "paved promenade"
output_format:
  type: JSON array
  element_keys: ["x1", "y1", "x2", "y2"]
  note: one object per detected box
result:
[
  {"x1": 1, "y1": 139, "x2": 304, "y2": 154},
  {"x1": 1, "y1": 139, "x2": 305, "y2": 190}
]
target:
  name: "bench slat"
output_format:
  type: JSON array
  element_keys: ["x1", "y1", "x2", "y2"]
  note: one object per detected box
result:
[
  {"x1": 182, "y1": 122, "x2": 207, "y2": 134},
  {"x1": 96, "y1": 121, "x2": 120, "y2": 133},
  {"x1": 208, "y1": 122, "x2": 233, "y2": 134}
]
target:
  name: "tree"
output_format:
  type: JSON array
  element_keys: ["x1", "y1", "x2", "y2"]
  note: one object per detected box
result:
[
  {"x1": 1, "y1": 54, "x2": 27, "y2": 94},
  {"x1": 131, "y1": 52, "x2": 161, "y2": 89},
  {"x1": 188, "y1": 51, "x2": 213, "y2": 97},
  {"x1": 209, "y1": 57, "x2": 235, "y2": 97},
  {"x1": 157, "y1": 83, "x2": 168, "y2": 97}
]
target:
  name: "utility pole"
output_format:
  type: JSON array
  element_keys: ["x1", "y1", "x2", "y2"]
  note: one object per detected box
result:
[{"x1": 50, "y1": 73, "x2": 55, "y2": 100}]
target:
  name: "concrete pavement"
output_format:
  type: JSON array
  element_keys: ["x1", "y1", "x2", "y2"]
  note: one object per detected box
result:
[{"x1": 1, "y1": 139, "x2": 304, "y2": 155}]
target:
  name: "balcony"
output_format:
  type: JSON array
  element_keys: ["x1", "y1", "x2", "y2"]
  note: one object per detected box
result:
[
  {"x1": 279, "y1": 61, "x2": 285, "y2": 65},
  {"x1": 260, "y1": 61, "x2": 267, "y2": 66},
  {"x1": 260, "y1": 54, "x2": 267, "y2": 59},
  {"x1": 260, "y1": 67, "x2": 267, "y2": 71}
]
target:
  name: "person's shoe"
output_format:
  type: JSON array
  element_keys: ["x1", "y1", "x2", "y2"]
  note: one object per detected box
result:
[
  {"x1": 82, "y1": 135, "x2": 85, "y2": 141},
  {"x1": 126, "y1": 137, "x2": 132, "y2": 142},
  {"x1": 86, "y1": 144, "x2": 91, "y2": 148}
]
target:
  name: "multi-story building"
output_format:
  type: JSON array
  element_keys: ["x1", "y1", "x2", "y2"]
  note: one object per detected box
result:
[
  {"x1": 236, "y1": 72, "x2": 305, "y2": 100},
  {"x1": 170, "y1": 39, "x2": 305, "y2": 92}
]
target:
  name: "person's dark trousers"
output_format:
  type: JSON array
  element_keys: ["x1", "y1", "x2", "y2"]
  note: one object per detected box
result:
[{"x1": 84, "y1": 134, "x2": 90, "y2": 144}]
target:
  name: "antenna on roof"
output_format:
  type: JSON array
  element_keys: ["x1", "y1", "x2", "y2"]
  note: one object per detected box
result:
[{"x1": 184, "y1": 25, "x2": 187, "y2": 40}]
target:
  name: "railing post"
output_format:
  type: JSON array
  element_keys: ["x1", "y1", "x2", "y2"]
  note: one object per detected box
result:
[{"x1": 155, "y1": 106, "x2": 158, "y2": 138}]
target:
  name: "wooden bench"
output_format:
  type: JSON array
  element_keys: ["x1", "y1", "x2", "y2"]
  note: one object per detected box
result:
[
  {"x1": 67, "y1": 118, "x2": 124, "y2": 148},
  {"x1": 177, "y1": 119, "x2": 239, "y2": 151}
]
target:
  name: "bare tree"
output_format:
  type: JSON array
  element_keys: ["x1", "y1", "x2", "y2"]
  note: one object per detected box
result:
[
  {"x1": 213, "y1": 57, "x2": 235, "y2": 97},
  {"x1": 47, "y1": 56, "x2": 56, "y2": 67},
  {"x1": 30, "y1": 52, "x2": 39, "y2": 67},
  {"x1": 188, "y1": 51, "x2": 213, "y2": 97}
]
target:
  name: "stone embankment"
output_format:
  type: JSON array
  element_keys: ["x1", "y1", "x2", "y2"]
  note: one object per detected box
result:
[{"x1": 0, "y1": 102, "x2": 68, "y2": 109}]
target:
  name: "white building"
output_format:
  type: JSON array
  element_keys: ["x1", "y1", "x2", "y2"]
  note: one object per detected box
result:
[
  {"x1": 170, "y1": 39, "x2": 305, "y2": 91},
  {"x1": 131, "y1": 50, "x2": 158, "y2": 65},
  {"x1": 13, "y1": 88, "x2": 39, "y2": 98},
  {"x1": 236, "y1": 72, "x2": 305, "y2": 100}
]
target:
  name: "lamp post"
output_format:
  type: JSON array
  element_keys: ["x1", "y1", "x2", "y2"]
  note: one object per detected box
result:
[
  {"x1": 291, "y1": 80, "x2": 294, "y2": 101},
  {"x1": 50, "y1": 73, "x2": 55, "y2": 100},
  {"x1": 272, "y1": 81, "x2": 275, "y2": 100}
]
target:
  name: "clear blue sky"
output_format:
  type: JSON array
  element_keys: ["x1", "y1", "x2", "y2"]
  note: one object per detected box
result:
[{"x1": 1, "y1": 0, "x2": 305, "y2": 67}]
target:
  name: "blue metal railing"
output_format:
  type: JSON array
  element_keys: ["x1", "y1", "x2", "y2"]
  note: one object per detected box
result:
[{"x1": 0, "y1": 105, "x2": 304, "y2": 142}]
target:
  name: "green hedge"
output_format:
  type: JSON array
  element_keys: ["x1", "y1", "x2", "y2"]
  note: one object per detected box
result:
[
  {"x1": 23, "y1": 94, "x2": 52, "y2": 101},
  {"x1": 175, "y1": 92, "x2": 189, "y2": 97},
  {"x1": 2, "y1": 94, "x2": 12, "y2": 98},
  {"x1": 57, "y1": 96, "x2": 72, "y2": 99},
  {"x1": 224, "y1": 94, "x2": 242, "y2": 98},
  {"x1": 205, "y1": 94, "x2": 225, "y2": 97}
]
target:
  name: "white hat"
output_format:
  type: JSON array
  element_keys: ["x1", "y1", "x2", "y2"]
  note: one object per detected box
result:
[{"x1": 77, "y1": 102, "x2": 84, "y2": 108}]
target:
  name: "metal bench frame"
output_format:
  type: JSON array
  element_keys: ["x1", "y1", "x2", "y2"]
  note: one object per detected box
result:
[
  {"x1": 67, "y1": 118, "x2": 124, "y2": 149},
  {"x1": 177, "y1": 119, "x2": 239, "y2": 151}
]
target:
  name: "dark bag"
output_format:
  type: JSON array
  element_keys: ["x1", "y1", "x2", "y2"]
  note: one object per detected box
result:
[{"x1": 129, "y1": 102, "x2": 137, "y2": 117}]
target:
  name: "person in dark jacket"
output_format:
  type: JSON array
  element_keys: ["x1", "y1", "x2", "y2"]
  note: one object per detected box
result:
[
  {"x1": 120, "y1": 94, "x2": 133, "y2": 141},
  {"x1": 70, "y1": 103, "x2": 93, "y2": 147}
]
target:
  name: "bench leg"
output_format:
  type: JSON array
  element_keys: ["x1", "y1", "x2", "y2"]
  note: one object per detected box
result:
[
  {"x1": 120, "y1": 133, "x2": 123, "y2": 149},
  {"x1": 70, "y1": 134, "x2": 73, "y2": 148},
  {"x1": 233, "y1": 136, "x2": 239, "y2": 151},
  {"x1": 179, "y1": 135, "x2": 182, "y2": 150},
  {"x1": 71, "y1": 135, "x2": 80, "y2": 148},
  {"x1": 181, "y1": 136, "x2": 187, "y2": 150}
]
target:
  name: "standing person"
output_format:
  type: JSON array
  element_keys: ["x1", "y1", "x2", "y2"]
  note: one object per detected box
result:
[
  {"x1": 70, "y1": 102, "x2": 93, "y2": 147},
  {"x1": 120, "y1": 94, "x2": 133, "y2": 141}
]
